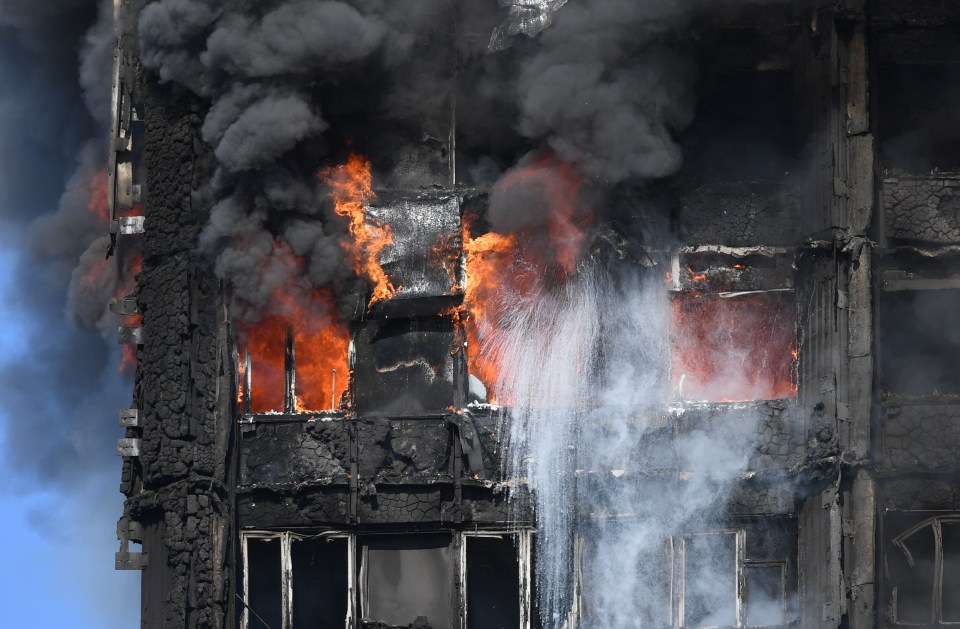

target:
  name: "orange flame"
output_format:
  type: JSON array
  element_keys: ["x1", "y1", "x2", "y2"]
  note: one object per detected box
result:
[
  {"x1": 461, "y1": 156, "x2": 592, "y2": 402},
  {"x1": 88, "y1": 170, "x2": 110, "y2": 223},
  {"x1": 686, "y1": 265, "x2": 709, "y2": 283},
  {"x1": 462, "y1": 217, "x2": 518, "y2": 403},
  {"x1": 321, "y1": 154, "x2": 398, "y2": 306},
  {"x1": 234, "y1": 241, "x2": 350, "y2": 413},
  {"x1": 240, "y1": 288, "x2": 350, "y2": 413}
]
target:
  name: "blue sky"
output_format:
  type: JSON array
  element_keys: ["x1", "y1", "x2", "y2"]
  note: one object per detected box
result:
[{"x1": 0, "y1": 251, "x2": 139, "y2": 627}]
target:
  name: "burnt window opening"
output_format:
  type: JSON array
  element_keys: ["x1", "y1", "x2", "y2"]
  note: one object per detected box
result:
[
  {"x1": 466, "y1": 536, "x2": 522, "y2": 629},
  {"x1": 681, "y1": 69, "x2": 801, "y2": 182},
  {"x1": 242, "y1": 533, "x2": 352, "y2": 629},
  {"x1": 682, "y1": 531, "x2": 740, "y2": 627},
  {"x1": 888, "y1": 515, "x2": 960, "y2": 625},
  {"x1": 238, "y1": 322, "x2": 352, "y2": 414},
  {"x1": 671, "y1": 288, "x2": 798, "y2": 403},
  {"x1": 244, "y1": 536, "x2": 284, "y2": 629},
  {"x1": 744, "y1": 564, "x2": 787, "y2": 627},
  {"x1": 242, "y1": 531, "x2": 533, "y2": 629},
  {"x1": 879, "y1": 289, "x2": 960, "y2": 396},
  {"x1": 360, "y1": 534, "x2": 455, "y2": 628},
  {"x1": 878, "y1": 28, "x2": 960, "y2": 173},
  {"x1": 580, "y1": 524, "x2": 794, "y2": 628},
  {"x1": 292, "y1": 537, "x2": 351, "y2": 629}
]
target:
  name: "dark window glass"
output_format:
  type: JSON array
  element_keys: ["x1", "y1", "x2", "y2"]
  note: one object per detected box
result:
[
  {"x1": 467, "y1": 537, "x2": 520, "y2": 629},
  {"x1": 745, "y1": 565, "x2": 785, "y2": 626},
  {"x1": 880, "y1": 290, "x2": 960, "y2": 395},
  {"x1": 879, "y1": 64, "x2": 960, "y2": 172},
  {"x1": 362, "y1": 534, "x2": 453, "y2": 628},
  {"x1": 683, "y1": 533, "x2": 737, "y2": 628},
  {"x1": 683, "y1": 70, "x2": 799, "y2": 181},
  {"x1": 247, "y1": 538, "x2": 283, "y2": 629},
  {"x1": 941, "y1": 522, "x2": 960, "y2": 622},
  {"x1": 292, "y1": 537, "x2": 349, "y2": 629},
  {"x1": 895, "y1": 524, "x2": 936, "y2": 624}
]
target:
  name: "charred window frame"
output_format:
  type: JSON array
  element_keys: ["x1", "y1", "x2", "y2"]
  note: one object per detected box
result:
[
  {"x1": 461, "y1": 531, "x2": 534, "y2": 629},
  {"x1": 668, "y1": 250, "x2": 799, "y2": 403},
  {"x1": 241, "y1": 531, "x2": 355, "y2": 629},
  {"x1": 241, "y1": 530, "x2": 535, "y2": 629},
  {"x1": 877, "y1": 283, "x2": 960, "y2": 397},
  {"x1": 578, "y1": 526, "x2": 791, "y2": 628},
  {"x1": 888, "y1": 515, "x2": 960, "y2": 625},
  {"x1": 679, "y1": 529, "x2": 789, "y2": 628},
  {"x1": 876, "y1": 27, "x2": 960, "y2": 173}
]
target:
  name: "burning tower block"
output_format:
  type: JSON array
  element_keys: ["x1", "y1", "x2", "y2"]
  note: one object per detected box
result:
[{"x1": 111, "y1": 0, "x2": 960, "y2": 628}]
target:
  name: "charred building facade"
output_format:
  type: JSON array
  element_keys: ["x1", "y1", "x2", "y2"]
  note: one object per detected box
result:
[{"x1": 107, "y1": 1, "x2": 960, "y2": 627}]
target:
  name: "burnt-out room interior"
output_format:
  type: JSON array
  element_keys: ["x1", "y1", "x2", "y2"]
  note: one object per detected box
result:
[{"x1": 103, "y1": 0, "x2": 960, "y2": 627}]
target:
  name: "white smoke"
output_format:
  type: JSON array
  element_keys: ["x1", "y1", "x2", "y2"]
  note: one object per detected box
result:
[{"x1": 483, "y1": 259, "x2": 761, "y2": 627}]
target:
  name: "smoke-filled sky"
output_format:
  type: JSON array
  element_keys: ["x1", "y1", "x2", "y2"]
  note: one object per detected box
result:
[{"x1": 0, "y1": 0, "x2": 138, "y2": 625}]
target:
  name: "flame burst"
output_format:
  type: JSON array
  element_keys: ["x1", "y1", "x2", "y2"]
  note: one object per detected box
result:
[
  {"x1": 322, "y1": 154, "x2": 398, "y2": 306},
  {"x1": 240, "y1": 287, "x2": 350, "y2": 413},
  {"x1": 88, "y1": 170, "x2": 110, "y2": 222},
  {"x1": 462, "y1": 219, "x2": 517, "y2": 402},
  {"x1": 234, "y1": 241, "x2": 350, "y2": 413},
  {"x1": 462, "y1": 156, "x2": 592, "y2": 401}
]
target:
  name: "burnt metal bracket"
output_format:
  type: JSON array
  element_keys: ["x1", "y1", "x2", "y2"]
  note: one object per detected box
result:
[
  {"x1": 110, "y1": 293, "x2": 140, "y2": 316},
  {"x1": 118, "y1": 326, "x2": 144, "y2": 345},
  {"x1": 283, "y1": 330, "x2": 296, "y2": 413},
  {"x1": 242, "y1": 349, "x2": 252, "y2": 416},
  {"x1": 348, "y1": 419, "x2": 359, "y2": 525},
  {"x1": 119, "y1": 408, "x2": 140, "y2": 428},
  {"x1": 115, "y1": 517, "x2": 147, "y2": 571},
  {"x1": 447, "y1": 412, "x2": 484, "y2": 477},
  {"x1": 116, "y1": 438, "x2": 141, "y2": 457},
  {"x1": 118, "y1": 216, "x2": 145, "y2": 235}
]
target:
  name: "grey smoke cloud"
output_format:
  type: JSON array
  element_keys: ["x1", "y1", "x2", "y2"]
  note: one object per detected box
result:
[
  {"x1": 201, "y1": 1, "x2": 393, "y2": 78},
  {"x1": 205, "y1": 87, "x2": 327, "y2": 172},
  {"x1": 512, "y1": 0, "x2": 698, "y2": 183}
]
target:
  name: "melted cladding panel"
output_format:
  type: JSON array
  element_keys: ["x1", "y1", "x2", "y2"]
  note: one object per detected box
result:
[
  {"x1": 677, "y1": 181, "x2": 802, "y2": 246},
  {"x1": 356, "y1": 419, "x2": 452, "y2": 482},
  {"x1": 240, "y1": 420, "x2": 350, "y2": 487},
  {"x1": 488, "y1": 0, "x2": 569, "y2": 51},
  {"x1": 366, "y1": 192, "x2": 461, "y2": 310},
  {"x1": 352, "y1": 317, "x2": 462, "y2": 415},
  {"x1": 882, "y1": 404, "x2": 960, "y2": 471},
  {"x1": 883, "y1": 175, "x2": 960, "y2": 244}
]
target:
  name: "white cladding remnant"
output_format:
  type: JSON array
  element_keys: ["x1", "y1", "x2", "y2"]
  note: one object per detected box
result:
[{"x1": 488, "y1": 0, "x2": 570, "y2": 51}]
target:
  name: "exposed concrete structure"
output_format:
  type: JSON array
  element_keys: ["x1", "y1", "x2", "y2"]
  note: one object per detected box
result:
[{"x1": 109, "y1": 1, "x2": 960, "y2": 627}]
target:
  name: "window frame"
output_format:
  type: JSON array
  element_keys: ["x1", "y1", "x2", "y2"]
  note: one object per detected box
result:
[
  {"x1": 241, "y1": 531, "x2": 355, "y2": 629},
  {"x1": 241, "y1": 529, "x2": 534, "y2": 629},
  {"x1": 892, "y1": 515, "x2": 960, "y2": 626}
]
